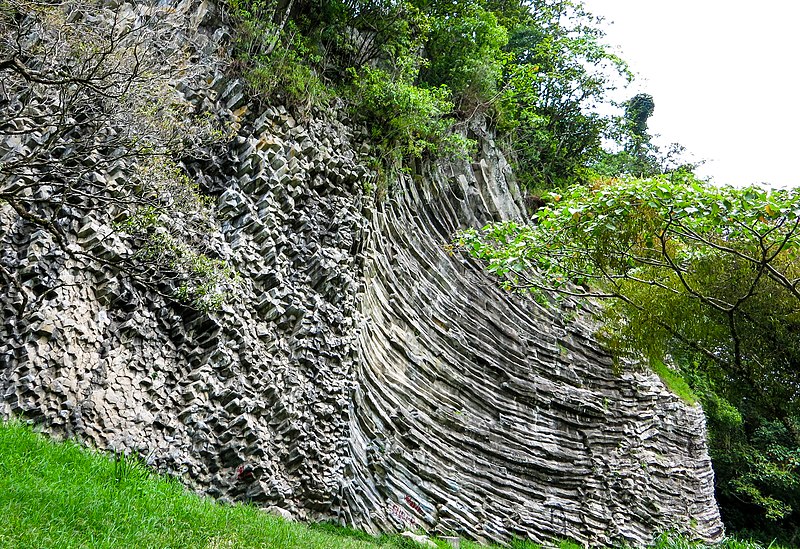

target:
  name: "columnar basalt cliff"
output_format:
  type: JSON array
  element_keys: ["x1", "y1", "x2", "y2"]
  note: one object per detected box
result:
[
  {"x1": 343, "y1": 141, "x2": 722, "y2": 545},
  {"x1": 0, "y1": 2, "x2": 723, "y2": 546}
]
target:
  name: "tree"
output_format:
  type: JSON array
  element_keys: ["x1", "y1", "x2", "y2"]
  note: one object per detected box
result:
[
  {"x1": 592, "y1": 93, "x2": 699, "y2": 179},
  {"x1": 456, "y1": 175, "x2": 800, "y2": 535},
  {"x1": 458, "y1": 176, "x2": 800, "y2": 438},
  {"x1": 0, "y1": 0, "x2": 236, "y2": 314},
  {"x1": 623, "y1": 92, "x2": 654, "y2": 149},
  {"x1": 501, "y1": 0, "x2": 631, "y2": 189},
  {"x1": 420, "y1": 2, "x2": 510, "y2": 115},
  {"x1": 591, "y1": 92, "x2": 659, "y2": 178},
  {"x1": 617, "y1": 92, "x2": 658, "y2": 175}
]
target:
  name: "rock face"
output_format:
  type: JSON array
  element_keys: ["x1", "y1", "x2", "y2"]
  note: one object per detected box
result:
[
  {"x1": 0, "y1": 1, "x2": 723, "y2": 546},
  {"x1": 343, "y1": 140, "x2": 722, "y2": 546}
]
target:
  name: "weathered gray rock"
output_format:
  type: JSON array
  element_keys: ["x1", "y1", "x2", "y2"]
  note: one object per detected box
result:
[
  {"x1": 333, "y1": 132, "x2": 722, "y2": 546},
  {"x1": 0, "y1": 1, "x2": 723, "y2": 547}
]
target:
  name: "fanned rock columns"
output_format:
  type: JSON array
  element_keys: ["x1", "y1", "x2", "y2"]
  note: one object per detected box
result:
[
  {"x1": 0, "y1": 2, "x2": 723, "y2": 545},
  {"x1": 341, "y1": 135, "x2": 723, "y2": 546}
]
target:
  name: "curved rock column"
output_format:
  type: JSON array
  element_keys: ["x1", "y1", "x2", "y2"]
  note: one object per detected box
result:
[{"x1": 341, "y1": 135, "x2": 724, "y2": 546}]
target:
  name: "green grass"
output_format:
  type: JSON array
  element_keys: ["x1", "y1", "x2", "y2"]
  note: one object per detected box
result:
[
  {"x1": 650, "y1": 359, "x2": 698, "y2": 405},
  {"x1": 0, "y1": 421, "x2": 391, "y2": 549},
  {"x1": 0, "y1": 421, "x2": 785, "y2": 549}
]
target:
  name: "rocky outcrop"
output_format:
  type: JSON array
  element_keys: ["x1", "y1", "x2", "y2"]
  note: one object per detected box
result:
[
  {"x1": 341, "y1": 137, "x2": 722, "y2": 545},
  {"x1": 0, "y1": 1, "x2": 723, "y2": 546}
]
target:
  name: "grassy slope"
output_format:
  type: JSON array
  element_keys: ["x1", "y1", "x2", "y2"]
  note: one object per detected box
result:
[
  {"x1": 0, "y1": 421, "x2": 383, "y2": 549},
  {"x1": 0, "y1": 421, "x2": 499, "y2": 549},
  {"x1": 0, "y1": 421, "x2": 779, "y2": 549}
]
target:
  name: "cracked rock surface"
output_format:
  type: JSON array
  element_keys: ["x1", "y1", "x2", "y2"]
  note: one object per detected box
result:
[{"x1": 0, "y1": 2, "x2": 722, "y2": 546}]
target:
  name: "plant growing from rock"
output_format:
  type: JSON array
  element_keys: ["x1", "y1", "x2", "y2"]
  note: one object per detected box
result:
[{"x1": 0, "y1": 0, "x2": 237, "y2": 313}]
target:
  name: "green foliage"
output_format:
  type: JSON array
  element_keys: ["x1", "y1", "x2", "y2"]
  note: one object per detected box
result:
[
  {"x1": 225, "y1": 1, "x2": 331, "y2": 110},
  {"x1": 222, "y1": 0, "x2": 629, "y2": 190},
  {"x1": 348, "y1": 66, "x2": 474, "y2": 162},
  {"x1": 115, "y1": 158, "x2": 239, "y2": 312},
  {"x1": 323, "y1": 0, "x2": 431, "y2": 72},
  {"x1": 705, "y1": 404, "x2": 800, "y2": 543},
  {"x1": 592, "y1": 147, "x2": 658, "y2": 179},
  {"x1": 458, "y1": 176, "x2": 800, "y2": 415},
  {"x1": 650, "y1": 359, "x2": 697, "y2": 405},
  {"x1": 503, "y1": 1, "x2": 631, "y2": 189},
  {"x1": 623, "y1": 93, "x2": 655, "y2": 145},
  {"x1": 457, "y1": 175, "x2": 800, "y2": 540},
  {"x1": 244, "y1": 39, "x2": 332, "y2": 110},
  {"x1": 593, "y1": 93, "x2": 660, "y2": 177},
  {"x1": 421, "y1": 3, "x2": 510, "y2": 113},
  {"x1": 593, "y1": 95, "x2": 699, "y2": 179}
]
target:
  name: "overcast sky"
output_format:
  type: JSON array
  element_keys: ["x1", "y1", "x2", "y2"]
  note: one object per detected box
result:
[{"x1": 581, "y1": 1, "x2": 800, "y2": 187}]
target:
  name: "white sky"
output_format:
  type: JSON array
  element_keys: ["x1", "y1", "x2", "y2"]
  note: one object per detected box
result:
[{"x1": 581, "y1": 0, "x2": 800, "y2": 187}]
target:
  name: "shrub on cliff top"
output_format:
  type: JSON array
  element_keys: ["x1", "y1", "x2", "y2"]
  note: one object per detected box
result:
[{"x1": 222, "y1": 0, "x2": 628, "y2": 190}]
